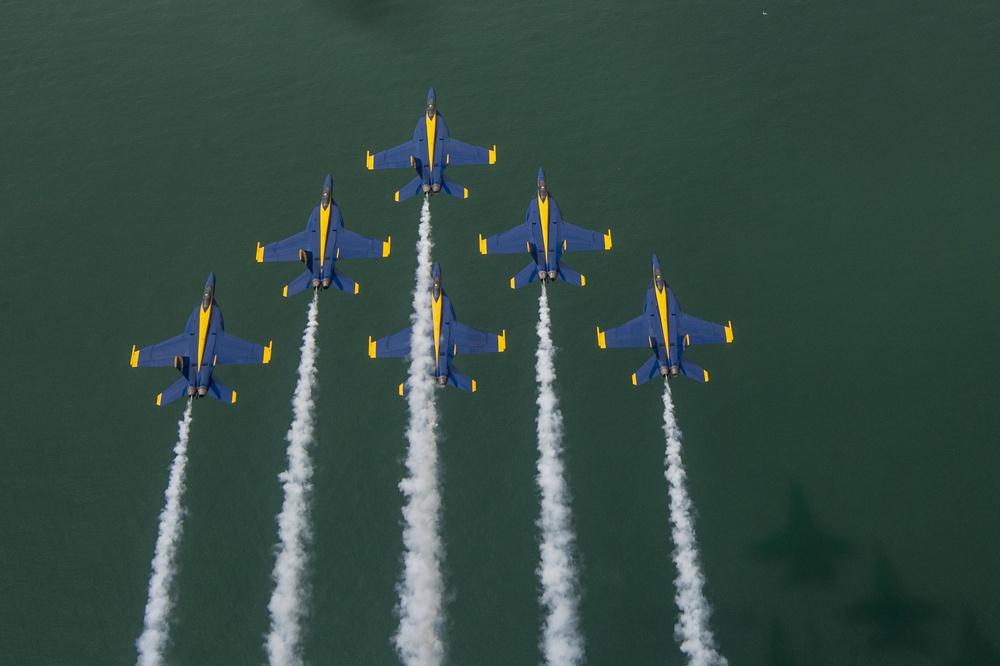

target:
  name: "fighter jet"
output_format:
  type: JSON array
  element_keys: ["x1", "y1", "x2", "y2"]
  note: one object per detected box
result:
[
  {"x1": 129, "y1": 273, "x2": 272, "y2": 405},
  {"x1": 255, "y1": 174, "x2": 390, "y2": 297},
  {"x1": 596, "y1": 255, "x2": 733, "y2": 384},
  {"x1": 478, "y1": 168, "x2": 611, "y2": 288},
  {"x1": 368, "y1": 263, "x2": 505, "y2": 394},
  {"x1": 365, "y1": 88, "x2": 496, "y2": 201}
]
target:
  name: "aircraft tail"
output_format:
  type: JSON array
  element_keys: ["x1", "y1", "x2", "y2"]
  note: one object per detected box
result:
[
  {"x1": 394, "y1": 175, "x2": 425, "y2": 202},
  {"x1": 446, "y1": 365, "x2": 477, "y2": 393},
  {"x1": 679, "y1": 358, "x2": 709, "y2": 383},
  {"x1": 556, "y1": 263, "x2": 586, "y2": 287},
  {"x1": 206, "y1": 377, "x2": 238, "y2": 403},
  {"x1": 511, "y1": 261, "x2": 541, "y2": 289},
  {"x1": 631, "y1": 355, "x2": 664, "y2": 386},
  {"x1": 329, "y1": 267, "x2": 359, "y2": 295},
  {"x1": 440, "y1": 174, "x2": 468, "y2": 200},
  {"x1": 156, "y1": 377, "x2": 191, "y2": 406},
  {"x1": 283, "y1": 271, "x2": 314, "y2": 298}
]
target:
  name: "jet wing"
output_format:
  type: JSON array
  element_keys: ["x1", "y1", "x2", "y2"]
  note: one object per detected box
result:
[
  {"x1": 676, "y1": 313, "x2": 733, "y2": 346},
  {"x1": 597, "y1": 314, "x2": 650, "y2": 349},
  {"x1": 369, "y1": 328, "x2": 412, "y2": 358},
  {"x1": 257, "y1": 230, "x2": 312, "y2": 263},
  {"x1": 479, "y1": 225, "x2": 533, "y2": 255},
  {"x1": 367, "y1": 140, "x2": 417, "y2": 170},
  {"x1": 214, "y1": 332, "x2": 272, "y2": 365},
  {"x1": 336, "y1": 228, "x2": 391, "y2": 260},
  {"x1": 451, "y1": 322, "x2": 505, "y2": 355},
  {"x1": 131, "y1": 333, "x2": 191, "y2": 368},
  {"x1": 444, "y1": 138, "x2": 496, "y2": 167},
  {"x1": 559, "y1": 221, "x2": 612, "y2": 252}
]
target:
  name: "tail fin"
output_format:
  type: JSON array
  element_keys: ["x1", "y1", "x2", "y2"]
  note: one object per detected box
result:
[
  {"x1": 631, "y1": 355, "x2": 664, "y2": 386},
  {"x1": 440, "y1": 174, "x2": 468, "y2": 199},
  {"x1": 446, "y1": 365, "x2": 477, "y2": 393},
  {"x1": 206, "y1": 377, "x2": 238, "y2": 403},
  {"x1": 282, "y1": 270, "x2": 314, "y2": 298},
  {"x1": 679, "y1": 358, "x2": 709, "y2": 383},
  {"x1": 394, "y1": 175, "x2": 425, "y2": 202},
  {"x1": 156, "y1": 377, "x2": 191, "y2": 406},
  {"x1": 330, "y1": 267, "x2": 359, "y2": 295},
  {"x1": 510, "y1": 261, "x2": 541, "y2": 289},
  {"x1": 556, "y1": 263, "x2": 586, "y2": 287}
]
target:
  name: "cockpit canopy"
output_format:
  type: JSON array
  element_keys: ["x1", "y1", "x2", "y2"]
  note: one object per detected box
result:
[
  {"x1": 322, "y1": 187, "x2": 332, "y2": 208},
  {"x1": 426, "y1": 96, "x2": 436, "y2": 118},
  {"x1": 653, "y1": 270, "x2": 665, "y2": 292},
  {"x1": 432, "y1": 281, "x2": 442, "y2": 301},
  {"x1": 201, "y1": 288, "x2": 213, "y2": 310}
]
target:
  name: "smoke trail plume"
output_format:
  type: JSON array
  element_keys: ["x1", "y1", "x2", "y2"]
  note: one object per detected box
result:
[
  {"x1": 534, "y1": 285, "x2": 584, "y2": 665},
  {"x1": 266, "y1": 292, "x2": 321, "y2": 666},
  {"x1": 662, "y1": 381, "x2": 727, "y2": 666},
  {"x1": 136, "y1": 399, "x2": 194, "y2": 666},
  {"x1": 395, "y1": 196, "x2": 445, "y2": 666}
]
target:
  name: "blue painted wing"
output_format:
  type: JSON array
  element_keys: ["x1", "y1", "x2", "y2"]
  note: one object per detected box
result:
[
  {"x1": 676, "y1": 313, "x2": 732, "y2": 346},
  {"x1": 259, "y1": 230, "x2": 311, "y2": 263},
  {"x1": 133, "y1": 333, "x2": 191, "y2": 367},
  {"x1": 445, "y1": 138, "x2": 494, "y2": 167},
  {"x1": 369, "y1": 140, "x2": 417, "y2": 170},
  {"x1": 446, "y1": 364, "x2": 477, "y2": 392},
  {"x1": 370, "y1": 327, "x2": 412, "y2": 358},
  {"x1": 451, "y1": 321, "x2": 504, "y2": 355},
  {"x1": 559, "y1": 220, "x2": 611, "y2": 252},
  {"x1": 480, "y1": 225, "x2": 532, "y2": 255},
  {"x1": 337, "y1": 228, "x2": 389, "y2": 260},
  {"x1": 214, "y1": 332, "x2": 271, "y2": 365},
  {"x1": 599, "y1": 314, "x2": 650, "y2": 349}
]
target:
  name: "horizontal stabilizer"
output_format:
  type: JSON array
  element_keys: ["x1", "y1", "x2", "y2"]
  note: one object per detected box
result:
[
  {"x1": 679, "y1": 358, "x2": 709, "y2": 383},
  {"x1": 631, "y1": 355, "x2": 663, "y2": 386},
  {"x1": 556, "y1": 264, "x2": 586, "y2": 287},
  {"x1": 206, "y1": 377, "x2": 238, "y2": 403},
  {"x1": 283, "y1": 270, "x2": 315, "y2": 298},
  {"x1": 156, "y1": 377, "x2": 191, "y2": 407},
  {"x1": 330, "y1": 267, "x2": 359, "y2": 295},
  {"x1": 440, "y1": 174, "x2": 469, "y2": 200},
  {"x1": 394, "y1": 175, "x2": 425, "y2": 202},
  {"x1": 446, "y1": 365, "x2": 477, "y2": 393},
  {"x1": 511, "y1": 261, "x2": 540, "y2": 289}
]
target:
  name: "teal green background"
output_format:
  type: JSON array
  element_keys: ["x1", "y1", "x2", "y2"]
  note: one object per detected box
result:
[{"x1": 1, "y1": 0, "x2": 998, "y2": 663}]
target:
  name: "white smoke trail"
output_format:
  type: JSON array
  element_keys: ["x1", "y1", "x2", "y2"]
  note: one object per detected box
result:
[
  {"x1": 266, "y1": 292, "x2": 321, "y2": 666},
  {"x1": 395, "y1": 196, "x2": 445, "y2": 666},
  {"x1": 662, "y1": 381, "x2": 727, "y2": 666},
  {"x1": 534, "y1": 285, "x2": 584, "y2": 665},
  {"x1": 136, "y1": 399, "x2": 194, "y2": 666}
]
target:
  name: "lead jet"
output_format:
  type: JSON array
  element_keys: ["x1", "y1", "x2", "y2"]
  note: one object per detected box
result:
[
  {"x1": 368, "y1": 263, "x2": 506, "y2": 394},
  {"x1": 365, "y1": 88, "x2": 496, "y2": 202},
  {"x1": 479, "y1": 168, "x2": 611, "y2": 288},
  {"x1": 597, "y1": 255, "x2": 733, "y2": 384},
  {"x1": 129, "y1": 273, "x2": 272, "y2": 405},
  {"x1": 255, "y1": 174, "x2": 390, "y2": 297}
]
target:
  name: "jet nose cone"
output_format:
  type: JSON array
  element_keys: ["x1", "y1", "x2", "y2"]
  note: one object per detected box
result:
[
  {"x1": 651, "y1": 254, "x2": 660, "y2": 269},
  {"x1": 206, "y1": 272, "x2": 216, "y2": 288},
  {"x1": 427, "y1": 87, "x2": 436, "y2": 102},
  {"x1": 537, "y1": 167, "x2": 545, "y2": 182},
  {"x1": 432, "y1": 262, "x2": 441, "y2": 280},
  {"x1": 324, "y1": 174, "x2": 333, "y2": 190}
]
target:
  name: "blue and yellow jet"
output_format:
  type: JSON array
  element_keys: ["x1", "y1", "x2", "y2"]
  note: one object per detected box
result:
[
  {"x1": 479, "y1": 168, "x2": 612, "y2": 288},
  {"x1": 365, "y1": 88, "x2": 496, "y2": 201},
  {"x1": 129, "y1": 273, "x2": 272, "y2": 405},
  {"x1": 368, "y1": 263, "x2": 506, "y2": 394},
  {"x1": 597, "y1": 255, "x2": 733, "y2": 384},
  {"x1": 255, "y1": 174, "x2": 390, "y2": 297}
]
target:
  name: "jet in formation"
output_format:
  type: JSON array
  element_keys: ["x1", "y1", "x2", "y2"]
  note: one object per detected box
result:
[
  {"x1": 366, "y1": 88, "x2": 496, "y2": 202},
  {"x1": 368, "y1": 263, "x2": 505, "y2": 394},
  {"x1": 479, "y1": 168, "x2": 612, "y2": 287},
  {"x1": 130, "y1": 273, "x2": 272, "y2": 405},
  {"x1": 597, "y1": 255, "x2": 733, "y2": 384},
  {"x1": 255, "y1": 174, "x2": 390, "y2": 297}
]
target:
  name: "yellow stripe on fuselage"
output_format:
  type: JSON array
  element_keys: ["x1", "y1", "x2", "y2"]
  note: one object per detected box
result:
[
  {"x1": 196, "y1": 301, "x2": 212, "y2": 372},
  {"x1": 537, "y1": 194, "x2": 549, "y2": 267},
  {"x1": 426, "y1": 112, "x2": 437, "y2": 177},
  {"x1": 319, "y1": 203, "x2": 331, "y2": 267},
  {"x1": 432, "y1": 291, "x2": 443, "y2": 371},
  {"x1": 655, "y1": 283, "x2": 669, "y2": 359}
]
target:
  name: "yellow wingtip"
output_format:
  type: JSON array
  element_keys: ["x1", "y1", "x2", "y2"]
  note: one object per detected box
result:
[
  {"x1": 596, "y1": 327, "x2": 606, "y2": 349},
  {"x1": 631, "y1": 373, "x2": 638, "y2": 386},
  {"x1": 282, "y1": 285, "x2": 289, "y2": 298},
  {"x1": 383, "y1": 236, "x2": 392, "y2": 258},
  {"x1": 231, "y1": 390, "x2": 238, "y2": 404},
  {"x1": 394, "y1": 191, "x2": 401, "y2": 203},
  {"x1": 509, "y1": 277, "x2": 516, "y2": 289},
  {"x1": 463, "y1": 188, "x2": 469, "y2": 199},
  {"x1": 604, "y1": 229, "x2": 613, "y2": 250},
  {"x1": 130, "y1": 345, "x2": 139, "y2": 368},
  {"x1": 354, "y1": 283, "x2": 360, "y2": 295},
  {"x1": 366, "y1": 150, "x2": 374, "y2": 170},
  {"x1": 479, "y1": 234, "x2": 487, "y2": 255},
  {"x1": 263, "y1": 342, "x2": 272, "y2": 364},
  {"x1": 156, "y1": 393, "x2": 163, "y2": 406},
  {"x1": 580, "y1": 274, "x2": 586, "y2": 287},
  {"x1": 255, "y1": 242, "x2": 265, "y2": 263},
  {"x1": 398, "y1": 383, "x2": 405, "y2": 396},
  {"x1": 498, "y1": 330, "x2": 506, "y2": 353},
  {"x1": 368, "y1": 336, "x2": 376, "y2": 358},
  {"x1": 704, "y1": 370, "x2": 710, "y2": 382},
  {"x1": 472, "y1": 379, "x2": 478, "y2": 392},
  {"x1": 725, "y1": 321, "x2": 734, "y2": 343},
  {"x1": 489, "y1": 145, "x2": 497, "y2": 165}
]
